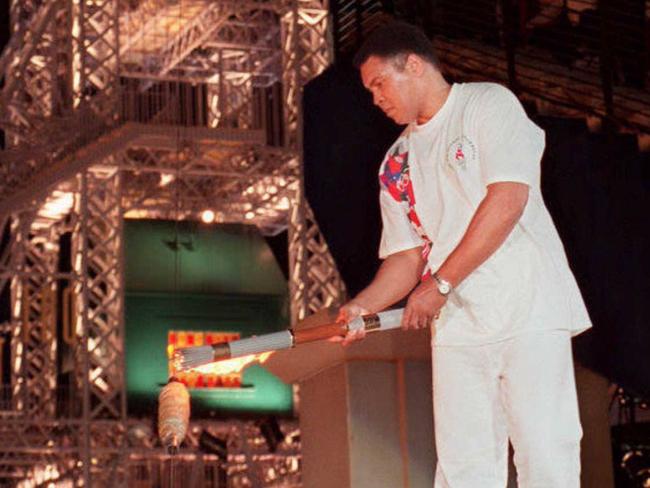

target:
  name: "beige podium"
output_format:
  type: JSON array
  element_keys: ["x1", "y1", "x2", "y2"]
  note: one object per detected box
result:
[
  {"x1": 264, "y1": 309, "x2": 612, "y2": 487},
  {"x1": 264, "y1": 308, "x2": 436, "y2": 488}
]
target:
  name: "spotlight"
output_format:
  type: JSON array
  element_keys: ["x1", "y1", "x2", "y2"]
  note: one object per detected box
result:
[
  {"x1": 621, "y1": 449, "x2": 650, "y2": 486},
  {"x1": 612, "y1": 413, "x2": 650, "y2": 488},
  {"x1": 201, "y1": 210, "x2": 215, "y2": 224}
]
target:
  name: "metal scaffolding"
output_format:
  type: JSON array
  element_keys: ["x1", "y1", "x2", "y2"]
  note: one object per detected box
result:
[{"x1": 0, "y1": 0, "x2": 345, "y2": 485}]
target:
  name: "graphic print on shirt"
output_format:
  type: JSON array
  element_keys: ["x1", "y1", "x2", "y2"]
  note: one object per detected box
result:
[
  {"x1": 380, "y1": 146, "x2": 433, "y2": 278},
  {"x1": 446, "y1": 135, "x2": 477, "y2": 170}
]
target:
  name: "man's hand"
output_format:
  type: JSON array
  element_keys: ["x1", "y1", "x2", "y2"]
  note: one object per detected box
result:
[
  {"x1": 402, "y1": 276, "x2": 447, "y2": 330},
  {"x1": 329, "y1": 302, "x2": 370, "y2": 346}
]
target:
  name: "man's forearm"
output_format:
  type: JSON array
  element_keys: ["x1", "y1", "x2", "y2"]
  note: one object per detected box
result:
[
  {"x1": 352, "y1": 247, "x2": 425, "y2": 313},
  {"x1": 437, "y1": 182, "x2": 529, "y2": 288}
]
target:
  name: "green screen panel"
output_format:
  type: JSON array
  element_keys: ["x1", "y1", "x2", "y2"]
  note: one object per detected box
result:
[
  {"x1": 124, "y1": 220, "x2": 287, "y2": 295},
  {"x1": 125, "y1": 292, "x2": 293, "y2": 416}
]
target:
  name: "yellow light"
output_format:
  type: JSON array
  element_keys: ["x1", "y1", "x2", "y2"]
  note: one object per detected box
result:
[
  {"x1": 38, "y1": 191, "x2": 74, "y2": 220},
  {"x1": 278, "y1": 197, "x2": 290, "y2": 210},
  {"x1": 159, "y1": 173, "x2": 175, "y2": 186}
]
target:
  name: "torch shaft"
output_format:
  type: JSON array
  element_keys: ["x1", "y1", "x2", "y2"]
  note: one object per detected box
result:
[
  {"x1": 227, "y1": 330, "x2": 294, "y2": 358},
  {"x1": 292, "y1": 322, "x2": 348, "y2": 344}
]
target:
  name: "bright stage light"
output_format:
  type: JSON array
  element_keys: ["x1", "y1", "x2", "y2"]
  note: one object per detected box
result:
[
  {"x1": 201, "y1": 210, "x2": 216, "y2": 223},
  {"x1": 38, "y1": 191, "x2": 74, "y2": 220},
  {"x1": 278, "y1": 197, "x2": 290, "y2": 210},
  {"x1": 159, "y1": 173, "x2": 175, "y2": 187}
]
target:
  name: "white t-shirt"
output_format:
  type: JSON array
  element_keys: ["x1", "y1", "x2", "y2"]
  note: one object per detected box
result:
[{"x1": 378, "y1": 82, "x2": 592, "y2": 346}]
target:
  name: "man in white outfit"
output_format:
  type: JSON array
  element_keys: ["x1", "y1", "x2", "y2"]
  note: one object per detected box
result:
[{"x1": 334, "y1": 21, "x2": 592, "y2": 487}]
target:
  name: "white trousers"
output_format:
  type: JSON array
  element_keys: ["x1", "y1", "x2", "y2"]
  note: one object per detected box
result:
[{"x1": 432, "y1": 330, "x2": 582, "y2": 488}]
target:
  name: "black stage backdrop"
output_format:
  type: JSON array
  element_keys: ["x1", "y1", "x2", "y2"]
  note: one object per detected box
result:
[
  {"x1": 304, "y1": 62, "x2": 401, "y2": 297},
  {"x1": 303, "y1": 61, "x2": 650, "y2": 397}
]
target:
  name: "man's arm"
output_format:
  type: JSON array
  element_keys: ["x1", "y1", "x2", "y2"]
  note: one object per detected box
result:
[
  {"x1": 352, "y1": 246, "x2": 426, "y2": 313},
  {"x1": 333, "y1": 246, "x2": 425, "y2": 344},
  {"x1": 402, "y1": 181, "x2": 529, "y2": 329}
]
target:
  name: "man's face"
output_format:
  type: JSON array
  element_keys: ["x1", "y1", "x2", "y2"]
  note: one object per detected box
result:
[{"x1": 360, "y1": 55, "x2": 416, "y2": 125}]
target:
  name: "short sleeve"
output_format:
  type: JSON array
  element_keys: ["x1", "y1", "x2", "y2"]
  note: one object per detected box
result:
[
  {"x1": 378, "y1": 184, "x2": 423, "y2": 259},
  {"x1": 477, "y1": 85, "x2": 545, "y2": 188}
]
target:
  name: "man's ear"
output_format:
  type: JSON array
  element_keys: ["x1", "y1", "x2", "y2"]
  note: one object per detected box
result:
[{"x1": 405, "y1": 54, "x2": 425, "y2": 76}]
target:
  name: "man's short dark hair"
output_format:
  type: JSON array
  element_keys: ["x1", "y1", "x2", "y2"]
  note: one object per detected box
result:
[{"x1": 353, "y1": 21, "x2": 439, "y2": 69}]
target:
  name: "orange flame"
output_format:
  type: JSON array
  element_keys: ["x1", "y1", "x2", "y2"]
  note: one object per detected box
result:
[{"x1": 192, "y1": 351, "x2": 274, "y2": 376}]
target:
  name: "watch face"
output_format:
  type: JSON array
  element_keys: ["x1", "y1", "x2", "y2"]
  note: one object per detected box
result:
[{"x1": 438, "y1": 282, "x2": 451, "y2": 295}]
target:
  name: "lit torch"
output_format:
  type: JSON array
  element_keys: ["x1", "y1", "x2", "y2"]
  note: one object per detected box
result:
[{"x1": 173, "y1": 308, "x2": 404, "y2": 372}]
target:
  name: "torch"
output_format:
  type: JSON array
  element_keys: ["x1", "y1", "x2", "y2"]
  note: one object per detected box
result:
[{"x1": 173, "y1": 308, "x2": 405, "y2": 372}]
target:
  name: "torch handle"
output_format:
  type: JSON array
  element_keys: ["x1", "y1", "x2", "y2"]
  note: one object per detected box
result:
[
  {"x1": 291, "y1": 308, "x2": 405, "y2": 345},
  {"x1": 292, "y1": 323, "x2": 348, "y2": 344}
]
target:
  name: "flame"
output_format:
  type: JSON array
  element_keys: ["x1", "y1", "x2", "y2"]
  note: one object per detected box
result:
[{"x1": 193, "y1": 351, "x2": 274, "y2": 376}]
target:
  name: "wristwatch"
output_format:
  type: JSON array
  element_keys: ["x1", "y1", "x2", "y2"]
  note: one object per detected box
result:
[{"x1": 432, "y1": 273, "x2": 452, "y2": 296}]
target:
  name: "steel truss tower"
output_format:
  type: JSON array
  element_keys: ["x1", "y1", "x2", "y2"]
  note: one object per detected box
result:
[{"x1": 0, "y1": 0, "x2": 345, "y2": 485}]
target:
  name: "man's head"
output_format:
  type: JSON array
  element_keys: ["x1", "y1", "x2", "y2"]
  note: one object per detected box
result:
[{"x1": 354, "y1": 22, "x2": 440, "y2": 125}]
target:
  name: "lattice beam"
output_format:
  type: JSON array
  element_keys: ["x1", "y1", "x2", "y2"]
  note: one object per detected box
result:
[
  {"x1": 73, "y1": 167, "x2": 126, "y2": 486},
  {"x1": 281, "y1": 0, "x2": 343, "y2": 322},
  {"x1": 281, "y1": 0, "x2": 332, "y2": 150},
  {"x1": 288, "y1": 184, "x2": 346, "y2": 324},
  {"x1": 120, "y1": 144, "x2": 298, "y2": 234},
  {"x1": 9, "y1": 213, "x2": 60, "y2": 417},
  {"x1": 1, "y1": 0, "x2": 71, "y2": 148},
  {"x1": 71, "y1": 0, "x2": 120, "y2": 117},
  {"x1": 0, "y1": 0, "x2": 57, "y2": 99}
]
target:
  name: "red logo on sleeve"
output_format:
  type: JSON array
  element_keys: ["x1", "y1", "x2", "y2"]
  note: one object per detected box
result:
[{"x1": 380, "y1": 149, "x2": 432, "y2": 275}]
